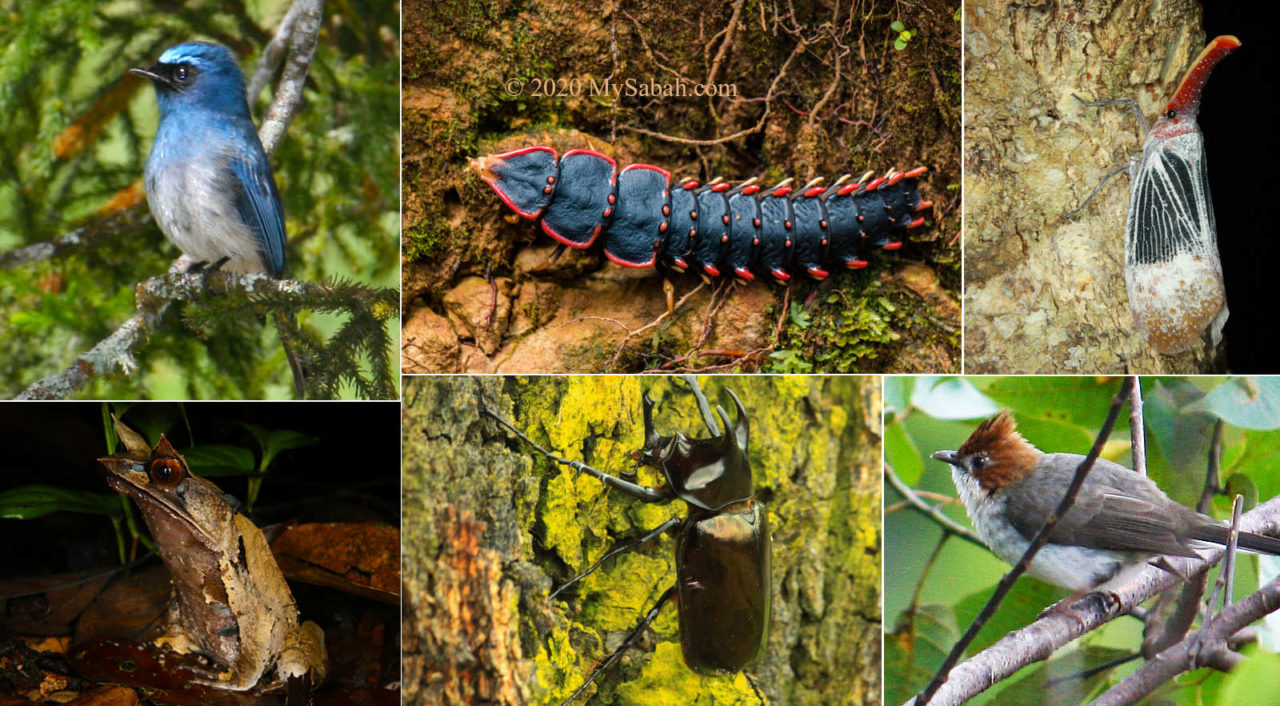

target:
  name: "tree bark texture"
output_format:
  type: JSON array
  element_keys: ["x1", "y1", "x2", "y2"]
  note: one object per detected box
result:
[
  {"x1": 964, "y1": 0, "x2": 1226, "y2": 373},
  {"x1": 401, "y1": 375, "x2": 882, "y2": 704},
  {"x1": 402, "y1": 0, "x2": 960, "y2": 374}
]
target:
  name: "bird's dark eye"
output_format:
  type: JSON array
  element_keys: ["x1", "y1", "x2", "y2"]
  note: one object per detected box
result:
[
  {"x1": 175, "y1": 66, "x2": 188, "y2": 82},
  {"x1": 1165, "y1": 109, "x2": 1176, "y2": 119}
]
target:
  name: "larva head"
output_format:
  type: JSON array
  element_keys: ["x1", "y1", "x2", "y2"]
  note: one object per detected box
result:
[{"x1": 1151, "y1": 35, "x2": 1239, "y2": 139}]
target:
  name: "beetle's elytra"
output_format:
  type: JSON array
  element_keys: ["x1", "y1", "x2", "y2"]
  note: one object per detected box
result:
[
  {"x1": 470, "y1": 145, "x2": 932, "y2": 283},
  {"x1": 481, "y1": 376, "x2": 771, "y2": 704}
]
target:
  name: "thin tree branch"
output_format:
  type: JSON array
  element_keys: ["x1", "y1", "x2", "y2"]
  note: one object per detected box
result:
[
  {"x1": 1092, "y1": 572, "x2": 1280, "y2": 706},
  {"x1": 258, "y1": 0, "x2": 323, "y2": 154},
  {"x1": 884, "y1": 462, "x2": 984, "y2": 548},
  {"x1": 16, "y1": 268, "x2": 394, "y2": 400},
  {"x1": 1128, "y1": 380, "x2": 1146, "y2": 475},
  {"x1": 915, "y1": 376, "x2": 1136, "y2": 706},
  {"x1": 900, "y1": 495, "x2": 1280, "y2": 706}
]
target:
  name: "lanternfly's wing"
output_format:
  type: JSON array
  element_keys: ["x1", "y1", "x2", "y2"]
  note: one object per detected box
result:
[{"x1": 1126, "y1": 136, "x2": 1215, "y2": 266}]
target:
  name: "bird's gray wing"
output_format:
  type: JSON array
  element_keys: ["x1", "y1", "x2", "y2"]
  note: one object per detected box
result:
[{"x1": 1003, "y1": 457, "x2": 1201, "y2": 558}]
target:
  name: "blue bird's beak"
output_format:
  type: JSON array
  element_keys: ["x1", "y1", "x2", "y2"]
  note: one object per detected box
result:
[{"x1": 129, "y1": 65, "x2": 169, "y2": 88}]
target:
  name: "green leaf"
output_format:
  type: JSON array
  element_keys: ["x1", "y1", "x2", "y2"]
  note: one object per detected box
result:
[
  {"x1": 260, "y1": 429, "x2": 321, "y2": 471},
  {"x1": 894, "y1": 38, "x2": 908, "y2": 51},
  {"x1": 0, "y1": 485, "x2": 119, "y2": 519},
  {"x1": 1192, "y1": 377, "x2": 1280, "y2": 430},
  {"x1": 884, "y1": 376, "x2": 913, "y2": 419},
  {"x1": 886, "y1": 420, "x2": 924, "y2": 484},
  {"x1": 910, "y1": 376, "x2": 998, "y2": 419},
  {"x1": 977, "y1": 376, "x2": 1125, "y2": 429},
  {"x1": 183, "y1": 443, "x2": 256, "y2": 476},
  {"x1": 951, "y1": 579, "x2": 1064, "y2": 655},
  {"x1": 885, "y1": 603, "x2": 957, "y2": 705},
  {"x1": 891, "y1": 20, "x2": 905, "y2": 32},
  {"x1": 788, "y1": 301, "x2": 811, "y2": 329}
]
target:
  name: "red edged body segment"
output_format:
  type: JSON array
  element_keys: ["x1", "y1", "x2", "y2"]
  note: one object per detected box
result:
[
  {"x1": 604, "y1": 163, "x2": 670, "y2": 268},
  {"x1": 541, "y1": 150, "x2": 617, "y2": 248},
  {"x1": 469, "y1": 146, "x2": 559, "y2": 219}
]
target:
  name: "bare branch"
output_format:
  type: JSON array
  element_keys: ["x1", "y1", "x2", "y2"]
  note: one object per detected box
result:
[
  {"x1": 1093, "y1": 572, "x2": 1280, "y2": 706},
  {"x1": 884, "y1": 462, "x2": 984, "y2": 548},
  {"x1": 1128, "y1": 379, "x2": 1147, "y2": 475},
  {"x1": 901, "y1": 496, "x2": 1280, "y2": 706},
  {"x1": 258, "y1": 0, "x2": 324, "y2": 155}
]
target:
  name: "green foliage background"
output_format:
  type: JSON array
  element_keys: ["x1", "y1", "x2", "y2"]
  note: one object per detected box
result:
[
  {"x1": 0, "y1": 0, "x2": 400, "y2": 399},
  {"x1": 884, "y1": 375, "x2": 1280, "y2": 705}
]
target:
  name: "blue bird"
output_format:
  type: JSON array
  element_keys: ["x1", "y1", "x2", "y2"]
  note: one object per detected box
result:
[
  {"x1": 131, "y1": 41, "x2": 285, "y2": 277},
  {"x1": 132, "y1": 41, "x2": 305, "y2": 398}
]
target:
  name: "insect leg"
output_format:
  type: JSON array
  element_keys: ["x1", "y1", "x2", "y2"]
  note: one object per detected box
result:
[
  {"x1": 1062, "y1": 162, "x2": 1132, "y2": 220},
  {"x1": 561, "y1": 586, "x2": 678, "y2": 706},
  {"x1": 481, "y1": 403, "x2": 669, "y2": 503},
  {"x1": 1073, "y1": 94, "x2": 1150, "y2": 136},
  {"x1": 548, "y1": 515, "x2": 682, "y2": 600}
]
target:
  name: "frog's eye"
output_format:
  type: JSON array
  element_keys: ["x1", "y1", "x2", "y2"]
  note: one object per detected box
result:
[{"x1": 149, "y1": 457, "x2": 186, "y2": 487}]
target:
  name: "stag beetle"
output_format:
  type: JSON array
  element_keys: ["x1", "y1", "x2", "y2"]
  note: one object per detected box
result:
[{"x1": 481, "y1": 376, "x2": 771, "y2": 703}]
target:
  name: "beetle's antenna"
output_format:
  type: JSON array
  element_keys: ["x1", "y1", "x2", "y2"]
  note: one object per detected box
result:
[{"x1": 681, "y1": 374, "x2": 722, "y2": 436}]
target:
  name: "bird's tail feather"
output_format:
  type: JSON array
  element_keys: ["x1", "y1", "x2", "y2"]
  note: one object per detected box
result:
[{"x1": 1191, "y1": 525, "x2": 1280, "y2": 555}]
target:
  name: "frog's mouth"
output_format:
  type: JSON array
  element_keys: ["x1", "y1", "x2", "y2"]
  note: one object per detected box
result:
[{"x1": 98, "y1": 456, "x2": 221, "y2": 548}]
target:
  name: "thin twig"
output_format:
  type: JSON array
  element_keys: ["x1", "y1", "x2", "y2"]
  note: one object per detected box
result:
[
  {"x1": 1128, "y1": 380, "x2": 1146, "y2": 475},
  {"x1": 884, "y1": 463, "x2": 983, "y2": 547},
  {"x1": 258, "y1": 0, "x2": 323, "y2": 155},
  {"x1": 1091, "y1": 574, "x2": 1280, "y2": 706},
  {"x1": 1222, "y1": 494, "x2": 1245, "y2": 611}
]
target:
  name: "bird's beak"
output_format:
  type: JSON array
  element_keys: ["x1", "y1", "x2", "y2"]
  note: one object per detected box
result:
[
  {"x1": 129, "y1": 65, "x2": 168, "y2": 87},
  {"x1": 932, "y1": 450, "x2": 959, "y2": 465}
]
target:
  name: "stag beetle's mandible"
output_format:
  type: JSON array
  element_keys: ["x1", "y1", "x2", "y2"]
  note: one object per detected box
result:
[{"x1": 481, "y1": 376, "x2": 771, "y2": 704}]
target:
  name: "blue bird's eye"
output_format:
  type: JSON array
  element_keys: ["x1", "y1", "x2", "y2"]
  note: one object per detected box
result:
[{"x1": 175, "y1": 66, "x2": 188, "y2": 82}]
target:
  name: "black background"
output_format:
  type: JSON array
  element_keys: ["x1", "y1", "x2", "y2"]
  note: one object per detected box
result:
[
  {"x1": 0, "y1": 402, "x2": 401, "y2": 579},
  {"x1": 1202, "y1": 6, "x2": 1278, "y2": 371}
]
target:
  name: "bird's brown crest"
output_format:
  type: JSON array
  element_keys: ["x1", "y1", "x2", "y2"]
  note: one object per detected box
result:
[{"x1": 958, "y1": 410, "x2": 1041, "y2": 489}]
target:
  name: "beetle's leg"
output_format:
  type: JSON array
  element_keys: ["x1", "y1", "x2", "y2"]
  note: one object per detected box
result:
[
  {"x1": 562, "y1": 586, "x2": 677, "y2": 706},
  {"x1": 549, "y1": 516, "x2": 682, "y2": 600},
  {"x1": 482, "y1": 406, "x2": 670, "y2": 503},
  {"x1": 745, "y1": 672, "x2": 767, "y2": 704}
]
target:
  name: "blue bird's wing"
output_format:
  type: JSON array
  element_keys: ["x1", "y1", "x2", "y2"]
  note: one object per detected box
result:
[{"x1": 230, "y1": 150, "x2": 286, "y2": 277}]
